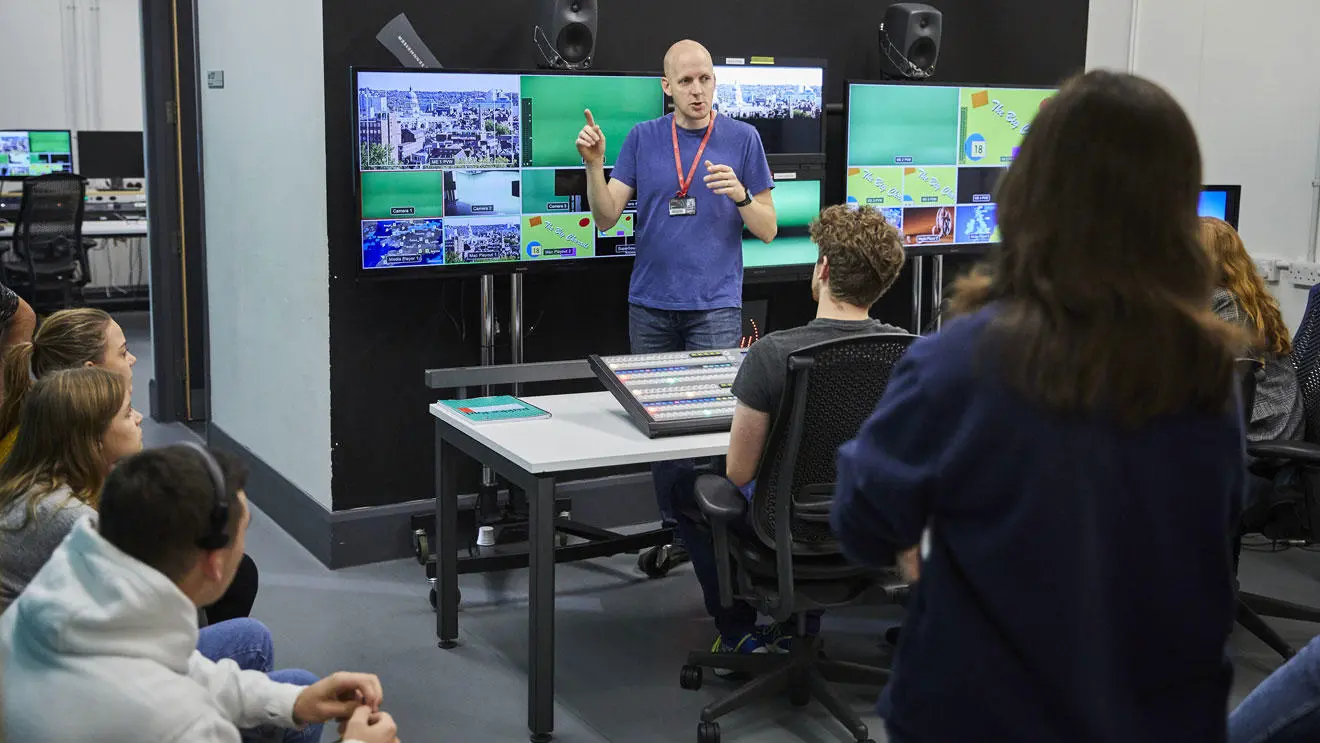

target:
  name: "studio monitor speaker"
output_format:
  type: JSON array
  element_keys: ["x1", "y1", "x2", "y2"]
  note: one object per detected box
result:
[
  {"x1": 536, "y1": 0, "x2": 598, "y2": 69},
  {"x1": 879, "y1": 3, "x2": 942, "y2": 79}
]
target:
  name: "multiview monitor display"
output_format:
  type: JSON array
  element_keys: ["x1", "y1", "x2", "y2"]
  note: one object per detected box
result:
[
  {"x1": 355, "y1": 69, "x2": 664, "y2": 273},
  {"x1": 844, "y1": 83, "x2": 1056, "y2": 253},
  {"x1": 712, "y1": 59, "x2": 825, "y2": 156},
  {"x1": 0, "y1": 130, "x2": 74, "y2": 177}
]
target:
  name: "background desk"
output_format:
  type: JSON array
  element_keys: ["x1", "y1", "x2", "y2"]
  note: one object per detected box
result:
[
  {"x1": 0, "y1": 221, "x2": 149, "y2": 307},
  {"x1": 429, "y1": 391, "x2": 730, "y2": 742},
  {"x1": 0, "y1": 220, "x2": 148, "y2": 239}
]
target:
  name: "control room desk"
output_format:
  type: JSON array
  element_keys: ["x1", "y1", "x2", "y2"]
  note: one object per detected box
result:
[
  {"x1": 0, "y1": 220, "x2": 148, "y2": 239},
  {"x1": 429, "y1": 391, "x2": 730, "y2": 742}
]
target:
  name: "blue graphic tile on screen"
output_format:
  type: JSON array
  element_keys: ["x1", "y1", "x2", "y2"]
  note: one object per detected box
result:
[
  {"x1": 956, "y1": 205, "x2": 997, "y2": 243},
  {"x1": 880, "y1": 207, "x2": 903, "y2": 232},
  {"x1": 362, "y1": 218, "x2": 446, "y2": 270},
  {"x1": 963, "y1": 133, "x2": 986, "y2": 162},
  {"x1": 1198, "y1": 190, "x2": 1228, "y2": 221},
  {"x1": 526, "y1": 240, "x2": 542, "y2": 258}
]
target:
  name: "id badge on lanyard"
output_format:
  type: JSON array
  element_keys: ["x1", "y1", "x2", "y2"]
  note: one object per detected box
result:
[{"x1": 670, "y1": 112, "x2": 715, "y2": 218}]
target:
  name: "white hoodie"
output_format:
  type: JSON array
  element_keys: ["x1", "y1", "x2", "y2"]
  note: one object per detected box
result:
[{"x1": 0, "y1": 517, "x2": 304, "y2": 742}]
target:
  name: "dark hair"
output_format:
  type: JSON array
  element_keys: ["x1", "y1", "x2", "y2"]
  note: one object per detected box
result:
[
  {"x1": 808, "y1": 205, "x2": 905, "y2": 307},
  {"x1": 0, "y1": 367, "x2": 127, "y2": 528},
  {"x1": 0, "y1": 308, "x2": 113, "y2": 439},
  {"x1": 99, "y1": 445, "x2": 248, "y2": 581},
  {"x1": 948, "y1": 71, "x2": 1240, "y2": 425}
]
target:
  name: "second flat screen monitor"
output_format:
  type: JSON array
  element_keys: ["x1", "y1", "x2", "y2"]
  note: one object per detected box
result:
[
  {"x1": 356, "y1": 69, "x2": 665, "y2": 273},
  {"x1": 845, "y1": 82, "x2": 1056, "y2": 254}
]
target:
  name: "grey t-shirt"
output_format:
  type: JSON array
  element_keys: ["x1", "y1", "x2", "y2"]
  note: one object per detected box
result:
[
  {"x1": 0, "y1": 485, "x2": 94, "y2": 614},
  {"x1": 732, "y1": 318, "x2": 906, "y2": 414}
]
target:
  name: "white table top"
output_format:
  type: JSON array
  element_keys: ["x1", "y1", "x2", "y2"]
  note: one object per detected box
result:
[
  {"x1": 0, "y1": 220, "x2": 148, "y2": 238},
  {"x1": 430, "y1": 391, "x2": 731, "y2": 475}
]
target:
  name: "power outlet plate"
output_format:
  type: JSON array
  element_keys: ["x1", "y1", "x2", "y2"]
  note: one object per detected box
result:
[
  {"x1": 1255, "y1": 258, "x2": 1280, "y2": 283},
  {"x1": 1289, "y1": 262, "x2": 1320, "y2": 288}
]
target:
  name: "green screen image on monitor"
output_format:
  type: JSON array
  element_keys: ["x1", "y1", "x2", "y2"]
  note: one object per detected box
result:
[
  {"x1": 847, "y1": 85, "x2": 959, "y2": 167},
  {"x1": 520, "y1": 74, "x2": 661, "y2": 169},
  {"x1": 361, "y1": 170, "x2": 446, "y2": 219},
  {"x1": 772, "y1": 179, "x2": 823, "y2": 230}
]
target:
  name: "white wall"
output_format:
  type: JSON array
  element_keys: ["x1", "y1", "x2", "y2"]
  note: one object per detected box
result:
[
  {"x1": 1087, "y1": 0, "x2": 1320, "y2": 329},
  {"x1": 0, "y1": 0, "x2": 144, "y2": 132},
  {"x1": 198, "y1": 0, "x2": 332, "y2": 508}
]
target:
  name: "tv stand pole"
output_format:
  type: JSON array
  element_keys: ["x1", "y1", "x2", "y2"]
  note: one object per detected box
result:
[
  {"x1": 909, "y1": 256, "x2": 924, "y2": 333},
  {"x1": 479, "y1": 274, "x2": 497, "y2": 488},
  {"x1": 510, "y1": 273, "x2": 525, "y2": 394},
  {"x1": 930, "y1": 254, "x2": 944, "y2": 331}
]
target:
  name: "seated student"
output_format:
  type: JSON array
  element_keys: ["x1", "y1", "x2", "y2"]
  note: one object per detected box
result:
[
  {"x1": 0, "y1": 308, "x2": 259, "y2": 624},
  {"x1": 831, "y1": 71, "x2": 1246, "y2": 743},
  {"x1": 671, "y1": 204, "x2": 907, "y2": 661},
  {"x1": 1229, "y1": 634, "x2": 1320, "y2": 742},
  {"x1": 0, "y1": 444, "x2": 402, "y2": 743},
  {"x1": 1203, "y1": 216, "x2": 1304, "y2": 443}
]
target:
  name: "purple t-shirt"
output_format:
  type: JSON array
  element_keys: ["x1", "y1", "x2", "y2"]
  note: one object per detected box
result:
[{"x1": 610, "y1": 113, "x2": 773, "y2": 311}]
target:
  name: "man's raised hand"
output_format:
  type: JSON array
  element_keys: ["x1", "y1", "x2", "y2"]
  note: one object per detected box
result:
[{"x1": 575, "y1": 109, "x2": 606, "y2": 166}]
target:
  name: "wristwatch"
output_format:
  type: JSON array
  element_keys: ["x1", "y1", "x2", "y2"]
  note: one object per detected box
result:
[{"x1": 734, "y1": 188, "x2": 753, "y2": 207}]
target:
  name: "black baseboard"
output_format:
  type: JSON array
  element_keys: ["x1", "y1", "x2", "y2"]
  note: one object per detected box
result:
[{"x1": 207, "y1": 423, "x2": 657, "y2": 569}]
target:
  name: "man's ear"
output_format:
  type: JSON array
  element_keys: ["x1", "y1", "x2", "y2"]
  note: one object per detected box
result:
[{"x1": 818, "y1": 255, "x2": 830, "y2": 282}]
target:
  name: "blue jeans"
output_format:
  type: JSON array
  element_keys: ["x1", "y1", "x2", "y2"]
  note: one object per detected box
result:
[
  {"x1": 628, "y1": 304, "x2": 742, "y2": 530},
  {"x1": 1230, "y1": 635, "x2": 1320, "y2": 743},
  {"x1": 196, "y1": 618, "x2": 322, "y2": 743}
]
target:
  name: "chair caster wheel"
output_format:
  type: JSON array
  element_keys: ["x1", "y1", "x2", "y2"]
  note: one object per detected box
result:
[
  {"x1": 697, "y1": 721, "x2": 720, "y2": 743},
  {"x1": 638, "y1": 547, "x2": 671, "y2": 578},
  {"x1": 679, "y1": 664, "x2": 703, "y2": 690},
  {"x1": 429, "y1": 585, "x2": 460, "y2": 609}
]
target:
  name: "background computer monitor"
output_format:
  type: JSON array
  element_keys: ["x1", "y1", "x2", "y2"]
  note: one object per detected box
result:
[
  {"x1": 844, "y1": 81, "x2": 1057, "y2": 255},
  {"x1": 354, "y1": 68, "x2": 665, "y2": 275},
  {"x1": 0, "y1": 130, "x2": 74, "y2": 177},
  {"x1": 708, "y1": 57, "x2": 825, "y2": 159},
  {"x1": 77, "y1": 131, "x2": 146, "y2": 179},
  {"x1": 1198, "y1": 185, "x2": 1241, "y2": 229},
  {"x1": 742, "y1": 176, "x2": 824, "y2": 279}
]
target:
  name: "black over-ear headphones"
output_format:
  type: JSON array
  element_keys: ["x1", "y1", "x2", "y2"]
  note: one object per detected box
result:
[{"x1": 181, "y1": 441, "x2": 231, "y2": 550}]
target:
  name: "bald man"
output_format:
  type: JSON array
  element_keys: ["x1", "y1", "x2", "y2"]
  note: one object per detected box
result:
[{"x1": 575, "y1": 40, "x2": 776, "y2": 560}]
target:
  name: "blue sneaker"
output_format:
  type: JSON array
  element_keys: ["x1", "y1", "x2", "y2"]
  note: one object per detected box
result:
[
  {"x1": 710, "y1": 631, "x2": 769, "y2": 678},
  {"x1": 759, "y1": 615, "x2": 822, "y2": 653}
]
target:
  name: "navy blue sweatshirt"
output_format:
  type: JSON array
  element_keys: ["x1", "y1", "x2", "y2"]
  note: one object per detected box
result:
[{"x1": 832, "y1": 305, "x2": 1244, "y2": 743}]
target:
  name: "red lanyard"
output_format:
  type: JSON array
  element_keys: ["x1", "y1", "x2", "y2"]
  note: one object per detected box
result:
[{"x1": 672, "y1": 110, "x2": 716, "y2": 198}]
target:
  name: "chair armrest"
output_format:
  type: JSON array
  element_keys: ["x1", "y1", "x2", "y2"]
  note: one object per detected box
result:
[
  {"x1": 694, "y1": 474, "x2": 748, "y2": 525},
  {"x1": 1247, "y1": 440, "x2": 1320, "y2": 466}
]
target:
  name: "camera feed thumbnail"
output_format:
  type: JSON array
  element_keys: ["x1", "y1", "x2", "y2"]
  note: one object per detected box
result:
[
  {"x1": 713, "y1": 65, "x2": 823, "y2": 155},
  {"x1": 362, "y1": 218, "x2": 444, "y2": 269},
  {"x1": 445, "y1": 170, "x2": 520, "y2": 216},
  {"x1": 956, "y1": 167, "x2": 1005, "y2": 205},
  {"x1": 955, "y1": 204, "x2": 998, "y2": 243},
  {"x1": 357, "y1": 71, "x2": 519, "y2": 171},
  {"x1": 445, "y1": 217, "x2": 521, "y2": 265},
  {"x1": 902, "y1": 206, "x2": 955, "y2": 248},
  {"x1": 520, "y1": 75, "x2": 663, "y2": 169}
]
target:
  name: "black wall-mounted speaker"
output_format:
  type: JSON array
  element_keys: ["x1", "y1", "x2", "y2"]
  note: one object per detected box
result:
[
  {"x1": 880, "y1": 3, "x2": 942, "y2": 79},
  {"x1": 537, "y1": 0, "x2": 598, "y2": 69}
]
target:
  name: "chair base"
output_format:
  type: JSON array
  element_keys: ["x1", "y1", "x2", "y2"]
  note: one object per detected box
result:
[
  {"x1": 1237, "y1": 591, "x2": 1320, "y2": 660},
  {"x1": 681, "y1": 636, "x2": 887, "y2": 743}
]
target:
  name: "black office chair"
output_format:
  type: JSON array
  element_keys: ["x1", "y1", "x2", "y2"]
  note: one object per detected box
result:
[
  {"x1": 3, "y1": 173, "x2": 92, "y2": 312},
  {"x1": 1237, "y1": 283, "x2": 1320, "y2": 658},
  {"x1": 681, "y1": 333, "x2": 917, "y2": 743}
]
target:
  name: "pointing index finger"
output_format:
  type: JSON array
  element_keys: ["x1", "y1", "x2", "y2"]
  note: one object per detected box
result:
[{"x1": 584, "y1": 109, "x2": 597, "y2": 127}]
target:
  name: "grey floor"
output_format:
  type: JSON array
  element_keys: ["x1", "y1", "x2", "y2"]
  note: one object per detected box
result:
[{"x1": 115, "y1": 311, "x2": 1320, "y2": 743}]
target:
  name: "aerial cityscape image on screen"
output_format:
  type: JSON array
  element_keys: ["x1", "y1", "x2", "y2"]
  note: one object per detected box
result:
[
  {"x1": 712, "y1": 64, "x2": 823, "y2": 155},
  {"x1": 355, "y1": 69, "x2": 663, "y2": 272}
]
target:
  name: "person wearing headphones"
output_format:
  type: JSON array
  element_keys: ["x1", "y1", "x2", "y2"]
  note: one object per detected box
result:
[{"x1": 0, "y1": 443, "x2": 401, "y2": 743}]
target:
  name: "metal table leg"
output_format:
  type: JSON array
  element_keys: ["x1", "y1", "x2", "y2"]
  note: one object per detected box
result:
[
  {"x1": 527, "y1": 474, "x2": 557, "y2": 742},
  {"x1": 435, "y1": 422, "x2": 460, "y2": 649}
]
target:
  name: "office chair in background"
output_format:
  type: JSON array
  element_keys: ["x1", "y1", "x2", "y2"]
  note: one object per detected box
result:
[
  {"x1": 1238, "y1": 283, "x2": 1320, "y2": 658},
  {"x1": 680, "y1": 333, "x2": 917, "y2": 743},
  {"x1": 3, "y1": 173, "x2": 93, "y2": 313}
]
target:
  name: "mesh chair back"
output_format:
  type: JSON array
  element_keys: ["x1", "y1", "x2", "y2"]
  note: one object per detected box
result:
[
  {"x1": 750, "y1": 333, "x2": 917, "y2": 554},
  {"x1": 1291, "y1": 284, "x2": 1320, "y2": 442},
  {"x1": 13, "y1": 174, "x2": 87, "y2": 265}
]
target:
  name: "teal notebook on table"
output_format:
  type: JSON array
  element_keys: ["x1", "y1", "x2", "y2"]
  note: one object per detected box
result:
[{"x1": 438, "y1": 395, "x2": 552, "y2": 424}]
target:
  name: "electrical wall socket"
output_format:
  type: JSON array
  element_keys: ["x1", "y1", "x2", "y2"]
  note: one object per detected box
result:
[
  {"x1": 1289, "y1": 262, "x2": 1320, "y2": 288},
  {"x1": 1255, "y1": 258, "x2": 1280, "y2": 283}
]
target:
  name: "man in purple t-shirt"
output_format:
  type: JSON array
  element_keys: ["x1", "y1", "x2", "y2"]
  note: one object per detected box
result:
[{"x1": 576, "y1": 39, "x2": 776, "y2": 555}]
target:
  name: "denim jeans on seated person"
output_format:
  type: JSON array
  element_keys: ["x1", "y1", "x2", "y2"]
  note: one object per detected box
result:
[
  {"x1": 1230, "y1": 635, "x2": 1320, "y2": 743},
  {"x1": 196, "y1": 617, "x2": 322, "y2": 743},
  {"x1": 628, "y1": 304, "x2": 743, "y2": 532}
]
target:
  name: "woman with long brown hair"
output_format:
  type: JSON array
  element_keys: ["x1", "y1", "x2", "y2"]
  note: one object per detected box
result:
[
  {"x1": 0, "y1": 367, "x2": 142, "y2": 612},
  {"x1": 832, "y1": 71, "x2": 1245, "y2": 742},
  {"x1": 1202, "y1": 216, "x2": 1303, "y2": 442}
]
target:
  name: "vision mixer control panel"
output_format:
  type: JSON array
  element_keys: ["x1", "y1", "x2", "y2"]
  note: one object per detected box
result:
[{"x1": 588, "y1": 348, "x2": 748, "y2": 438}]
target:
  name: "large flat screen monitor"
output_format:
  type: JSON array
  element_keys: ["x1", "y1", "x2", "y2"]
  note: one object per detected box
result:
[
  {"x1": 1199, "y1": 185, "x2": 1241, "y2": 229},
  {"x1": 709, "y1": 57, "x2": 825, "y2": 159},
  {"x1": 844, "y1": 82, "x2": 1056, "y2": 255},
  {"x1": 77, "y1": 131, "x2": 146, "y2": 179},
  {"x1": 354, "y1": 68, "x2": 665, "y2": 275},
  {"x1": 0, "y1": 130, "x2": 74, "y2": 177}
]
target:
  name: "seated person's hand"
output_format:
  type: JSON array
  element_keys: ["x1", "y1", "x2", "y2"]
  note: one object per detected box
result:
[
  {"x1": 293, "y1": 671, "x2": 384, "y2": 724},
  {"x1": 339, "y1": 705, "x2": 400, "y2": 743},
  {"x1": 898, "y1": 546, "x2": 921, "y2": 582}
]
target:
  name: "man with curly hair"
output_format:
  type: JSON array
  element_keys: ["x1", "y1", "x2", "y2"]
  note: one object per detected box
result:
[{"x1": 672, "y1": 204, "x2": 909, "y2": 660}]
